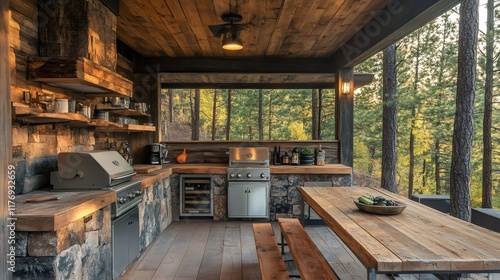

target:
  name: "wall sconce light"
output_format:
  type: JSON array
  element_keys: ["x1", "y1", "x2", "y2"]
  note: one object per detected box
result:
[
  {"x1": 222, "y1": 29, "x2": 243, "y2": 51},
  {"x1": 342, "y1": 81, "x2": 351, "y2": 95}
]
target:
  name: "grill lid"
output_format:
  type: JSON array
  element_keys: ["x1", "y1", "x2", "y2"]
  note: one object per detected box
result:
[
  {"x1": 51, "y1": 151, "x2": 136, "y2": 190},
  {"x1": 229, "y1": 147, "x2": 269, "y2": 167}
]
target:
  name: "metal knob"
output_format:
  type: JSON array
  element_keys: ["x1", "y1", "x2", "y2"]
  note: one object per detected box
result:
[
  {"x1": 230, "y1": 173, "x2": 235, "y2": 178},
  {"x1": 260, "y1": 173, "x2": 266, "y2": 178},
  {"x1": 128, "y1": 193, "x2": 136, "y2": 199},
  {"x1": 134, "y1": 190, "x2": 142, "y2": 195},
  {"x1": 237, "y1": 173, "x2": 242, "y2": 178},
  {"x1": 247, "y1": 173, "x2": 252, "y2": 178},
  {"x1": 118, "y1": 197, "x2": 127, "y2": 204}
]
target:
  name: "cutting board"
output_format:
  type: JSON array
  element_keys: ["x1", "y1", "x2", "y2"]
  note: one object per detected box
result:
[{"x1": 133, "y1": 164, "x2": 163, "y2": 174}]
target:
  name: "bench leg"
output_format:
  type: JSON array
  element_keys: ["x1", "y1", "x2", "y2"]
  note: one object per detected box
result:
[
  {"x1": 367, "y1": 268, "x2": 376, "y2": 280},
  {"x1": 281, "y1": 230, "x2": 285, "y2": 255},
  {"x1": 300, "y1": 198, "x2": 305, "y2": 225}
]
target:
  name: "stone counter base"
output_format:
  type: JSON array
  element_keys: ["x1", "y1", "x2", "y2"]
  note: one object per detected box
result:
[{"x1": 13, "y1": 206, "x2": 112, "y2": 280}]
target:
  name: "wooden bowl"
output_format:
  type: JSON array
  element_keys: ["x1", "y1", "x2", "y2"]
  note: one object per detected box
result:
[{"x1": 353, "y1": 200, "x2": 406, "y2": 215}]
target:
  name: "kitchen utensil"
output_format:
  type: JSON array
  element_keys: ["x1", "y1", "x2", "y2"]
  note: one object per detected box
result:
[
  {"x1": 68, "y1": 100, "x2": 76, "y2": 113},
  {"x1": 54, "y1": 99, "x2": 69, "y2": 113}
]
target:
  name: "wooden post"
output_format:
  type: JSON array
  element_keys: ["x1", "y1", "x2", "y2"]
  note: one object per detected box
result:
[
  {"x1": 130, "y1": 72, "x2": 160, "y2": 163},
  {"x1": 1, "y1": 0, "x2": 12, "y2": 278},
  {"x1": 335, "y1": 68, "x2": 354, "y2": 167}
]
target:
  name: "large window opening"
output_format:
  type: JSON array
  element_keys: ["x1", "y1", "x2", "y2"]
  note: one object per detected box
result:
[{"x1": 160, "y1": 88, "x2": 336, "y2": 141}]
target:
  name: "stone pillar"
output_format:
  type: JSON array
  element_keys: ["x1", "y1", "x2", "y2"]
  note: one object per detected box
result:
[{"x1": 335, "y1": 68, "x2": 354, "y2": 168}]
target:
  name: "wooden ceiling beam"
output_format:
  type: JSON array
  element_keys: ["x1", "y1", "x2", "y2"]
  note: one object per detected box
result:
[
  {"x1": 328, "y1": 0, "x2": 463, "y2": 68},
  {"x1": 160, "y1": 73, "x2": 374, "y2": 89},
  {"x1": 134, "y1": 57, "x2": 335, "y2": 74}
]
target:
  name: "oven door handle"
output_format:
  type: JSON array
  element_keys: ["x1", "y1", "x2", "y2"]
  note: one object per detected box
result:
[{"x1": 112, "y1": 172, "x2": 137, "y2": 181}]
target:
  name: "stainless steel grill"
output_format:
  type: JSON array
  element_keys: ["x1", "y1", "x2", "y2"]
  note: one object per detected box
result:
[
  {"x1": 227, "y1": 147, "x2": 270, "y2": 218},
  {"x1": 50, "y1": 151, "x2": 142, "y2": 218},
  {"x1": 227, "y1": 147, "x2": 270, "y2": 181}
]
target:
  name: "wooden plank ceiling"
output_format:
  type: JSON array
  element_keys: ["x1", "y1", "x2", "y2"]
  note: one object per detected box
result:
[{"x1": 116, "y1": 0, "x2": 461, "y2": 88}]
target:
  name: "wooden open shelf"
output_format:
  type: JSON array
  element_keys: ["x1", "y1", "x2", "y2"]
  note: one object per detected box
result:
[
  {"x1": 13, "y1": 103, "x2": 155, "y2": 132},
  {"x1": 16, "y1": 112, "x2": 90, "y2": 127},
  {"x1": 95, "y1": 104, "x2": 150, "y2": 117},
  {"x1": 91, "y1": 120, "x2": 156, "y2": 132}
]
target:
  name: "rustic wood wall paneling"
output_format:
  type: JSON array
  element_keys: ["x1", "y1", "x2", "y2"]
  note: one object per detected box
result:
[
  {"x1": 336, "y1": 68, "x2": 354, "y2": 167},
  {"x1": 1, "y1": 0, "x2": 11, "y2": 278},
  {"x1": 163, "y1": 141, "x2": 339, "y2": 164},
  {"x1": 130, "y1": 73, "x2": 160, "y2": 164}
]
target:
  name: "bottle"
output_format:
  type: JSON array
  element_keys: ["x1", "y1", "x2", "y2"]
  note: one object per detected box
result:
[
  {"x1": 291, "y1": 147, "x2": 299, "y2": 165},
  {"x1": 281, "y1": 152, "x2": 290, "y2": 165},
  {"x1": 316, "y1": 144, "x2": 325, "y2": 166}
]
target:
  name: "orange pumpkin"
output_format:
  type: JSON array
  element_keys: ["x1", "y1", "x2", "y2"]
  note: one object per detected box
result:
[{"x1": 176, "y1": 149, "x2": 187, "y2": 163}]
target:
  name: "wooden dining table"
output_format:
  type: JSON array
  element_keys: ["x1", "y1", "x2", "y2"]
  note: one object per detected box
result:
[{"x1": 299, "y1": 186, "x2": 500, "y2": 279}]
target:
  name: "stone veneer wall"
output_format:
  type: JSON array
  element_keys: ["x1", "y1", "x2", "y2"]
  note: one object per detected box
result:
[
  {"x1": 270, "y1": 174, "x2": 352, "y2": 220},
  {"x1": 13, "y1": 206, "x2": 112, "y2": 280},
  {"x1": 171, "y1": 174, "x2": 351, "y2": 221},
  {"x1": 139, "y1": 177, "x2": 172, "y2": 250}
]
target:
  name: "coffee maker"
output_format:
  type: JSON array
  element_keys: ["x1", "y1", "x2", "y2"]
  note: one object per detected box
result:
[{"x1": 147, "y1": 143, "x2": 167, "y2": 164}]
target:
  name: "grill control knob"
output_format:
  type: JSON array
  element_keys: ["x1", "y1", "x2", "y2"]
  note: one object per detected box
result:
[
  {"x1": 229, "y1": 173, "x2": 235, "y2": 178},
  {"x1": 128, "y1": 193, "x2": 136, "y2": 199},
  {"x1": 118, "y1": 197, "x2": 127, "y2": 204},
  {"x1": 134, "y1": 190, "x2": 142, "y2": 195},
  {"x1": 246, "y1": 173, "x2": 252, "y2": 178},
  {"x1": 237, "y1": 173, "x2": 242, "y2": 178},
  {"x1": 260, "y1": 173, "x2": 266, "y2": 178}
]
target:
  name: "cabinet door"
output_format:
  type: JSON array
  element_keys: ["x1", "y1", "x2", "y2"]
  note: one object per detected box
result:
[
  {"x1": 112, "y1": 213, "x2": 129, "y2": 279},
  {"x1": 228, "y1": 183, "x2": 249, "y2": 217},
  {"x1": 247, "y1": 184, "x2": 269, "y2": 218},
  {"x1": 128, "y1": 208, "x2": 140, "y2": 263}
]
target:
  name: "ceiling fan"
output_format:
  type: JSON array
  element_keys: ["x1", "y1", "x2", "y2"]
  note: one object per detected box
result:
[{"x1": 209, "y1": 13, "x2": 246, "y2": 50}]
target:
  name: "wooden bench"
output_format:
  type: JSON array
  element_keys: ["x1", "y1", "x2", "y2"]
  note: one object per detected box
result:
[
  {"x1": 278, "y1": 218, "x2": 338, "y2": 280},
  {"x1": 252, "y1": 223, "x2": 290, "y2": 280}
]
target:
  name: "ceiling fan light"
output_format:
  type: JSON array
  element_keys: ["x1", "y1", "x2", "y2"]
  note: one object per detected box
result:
[{"x1": 222, "y1": 31, "x2": 243, "y2": 51}]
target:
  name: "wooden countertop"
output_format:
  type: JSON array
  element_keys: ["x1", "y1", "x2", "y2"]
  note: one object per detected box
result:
[
  {"x1": 13, "y1": 190, "x2": 115, "y2": 231},
  {"x1": 270, "y1": 164, "x2": 352, "y2": 174},
  {"x1": 157, "y1": 163, "x2": 352, "y2": 175}
]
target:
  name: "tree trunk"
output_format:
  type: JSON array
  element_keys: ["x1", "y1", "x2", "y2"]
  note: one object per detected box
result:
[
  {"x1": 211, "y1": 89, "x2": 217, "y2": 140},
  {"x1": 450, "y1": 0, "x2": 478, "y2": 221},
  {"x1": 482, "y1": 0, "x2": 494, "y2": 208},
  {"x1": 312, "y1": 89, "x2": 319, "y2": 140},
  {"x1": 318, "y1": 89, "x2": 323, "y2": 140},
  {"x1": 268, "y1": 93, "x2": 273, "y2": 140},
  {"x1": 408, "y1": 30, "x2": 421, "y2": 198},
  {"x1": 435, "y1": 140, "x2": 441, "y2": 194},
  {"x1": 168, "y1": 89, "x2": 173, "y2": 123},
  {"x1": 258, "y1": 89, "x2": 264, "y2": 140},
  {"x1": 226, "y1": 89, "x2": 232, "y2": 140},
  {"x1": 381, "y1": 44, "x2": 398, "y2": 193},
  {"x1": 191, "y1": 89, "x2": 200, "y2": 140}
]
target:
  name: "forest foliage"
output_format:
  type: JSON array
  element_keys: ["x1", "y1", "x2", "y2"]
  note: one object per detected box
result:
[{"x1": 161, "y1": 3, "x2": 500, "y2": 209}]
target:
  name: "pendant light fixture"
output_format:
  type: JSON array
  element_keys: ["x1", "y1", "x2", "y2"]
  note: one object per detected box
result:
[
  {"x1": 209, "y1": 13, "x2": 246, "y2": 51},
  {"x1": 222, "y1": 29, "x2": 243, "y2": 51}
]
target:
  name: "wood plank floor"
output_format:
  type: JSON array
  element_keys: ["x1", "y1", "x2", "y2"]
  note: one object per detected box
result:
[{"x1": 120, "y1": 221, "x2": 497, "y2": 280}]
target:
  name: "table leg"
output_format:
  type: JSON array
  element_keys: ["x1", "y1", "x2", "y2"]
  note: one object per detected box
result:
[{"x1": 367, "y1": 268, "x2": 376, "y2": 280}]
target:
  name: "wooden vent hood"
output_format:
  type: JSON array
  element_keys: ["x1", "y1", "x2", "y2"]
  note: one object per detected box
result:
[{"x1": 28, "y1": 57, "x2": 133, "y2": 97}]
